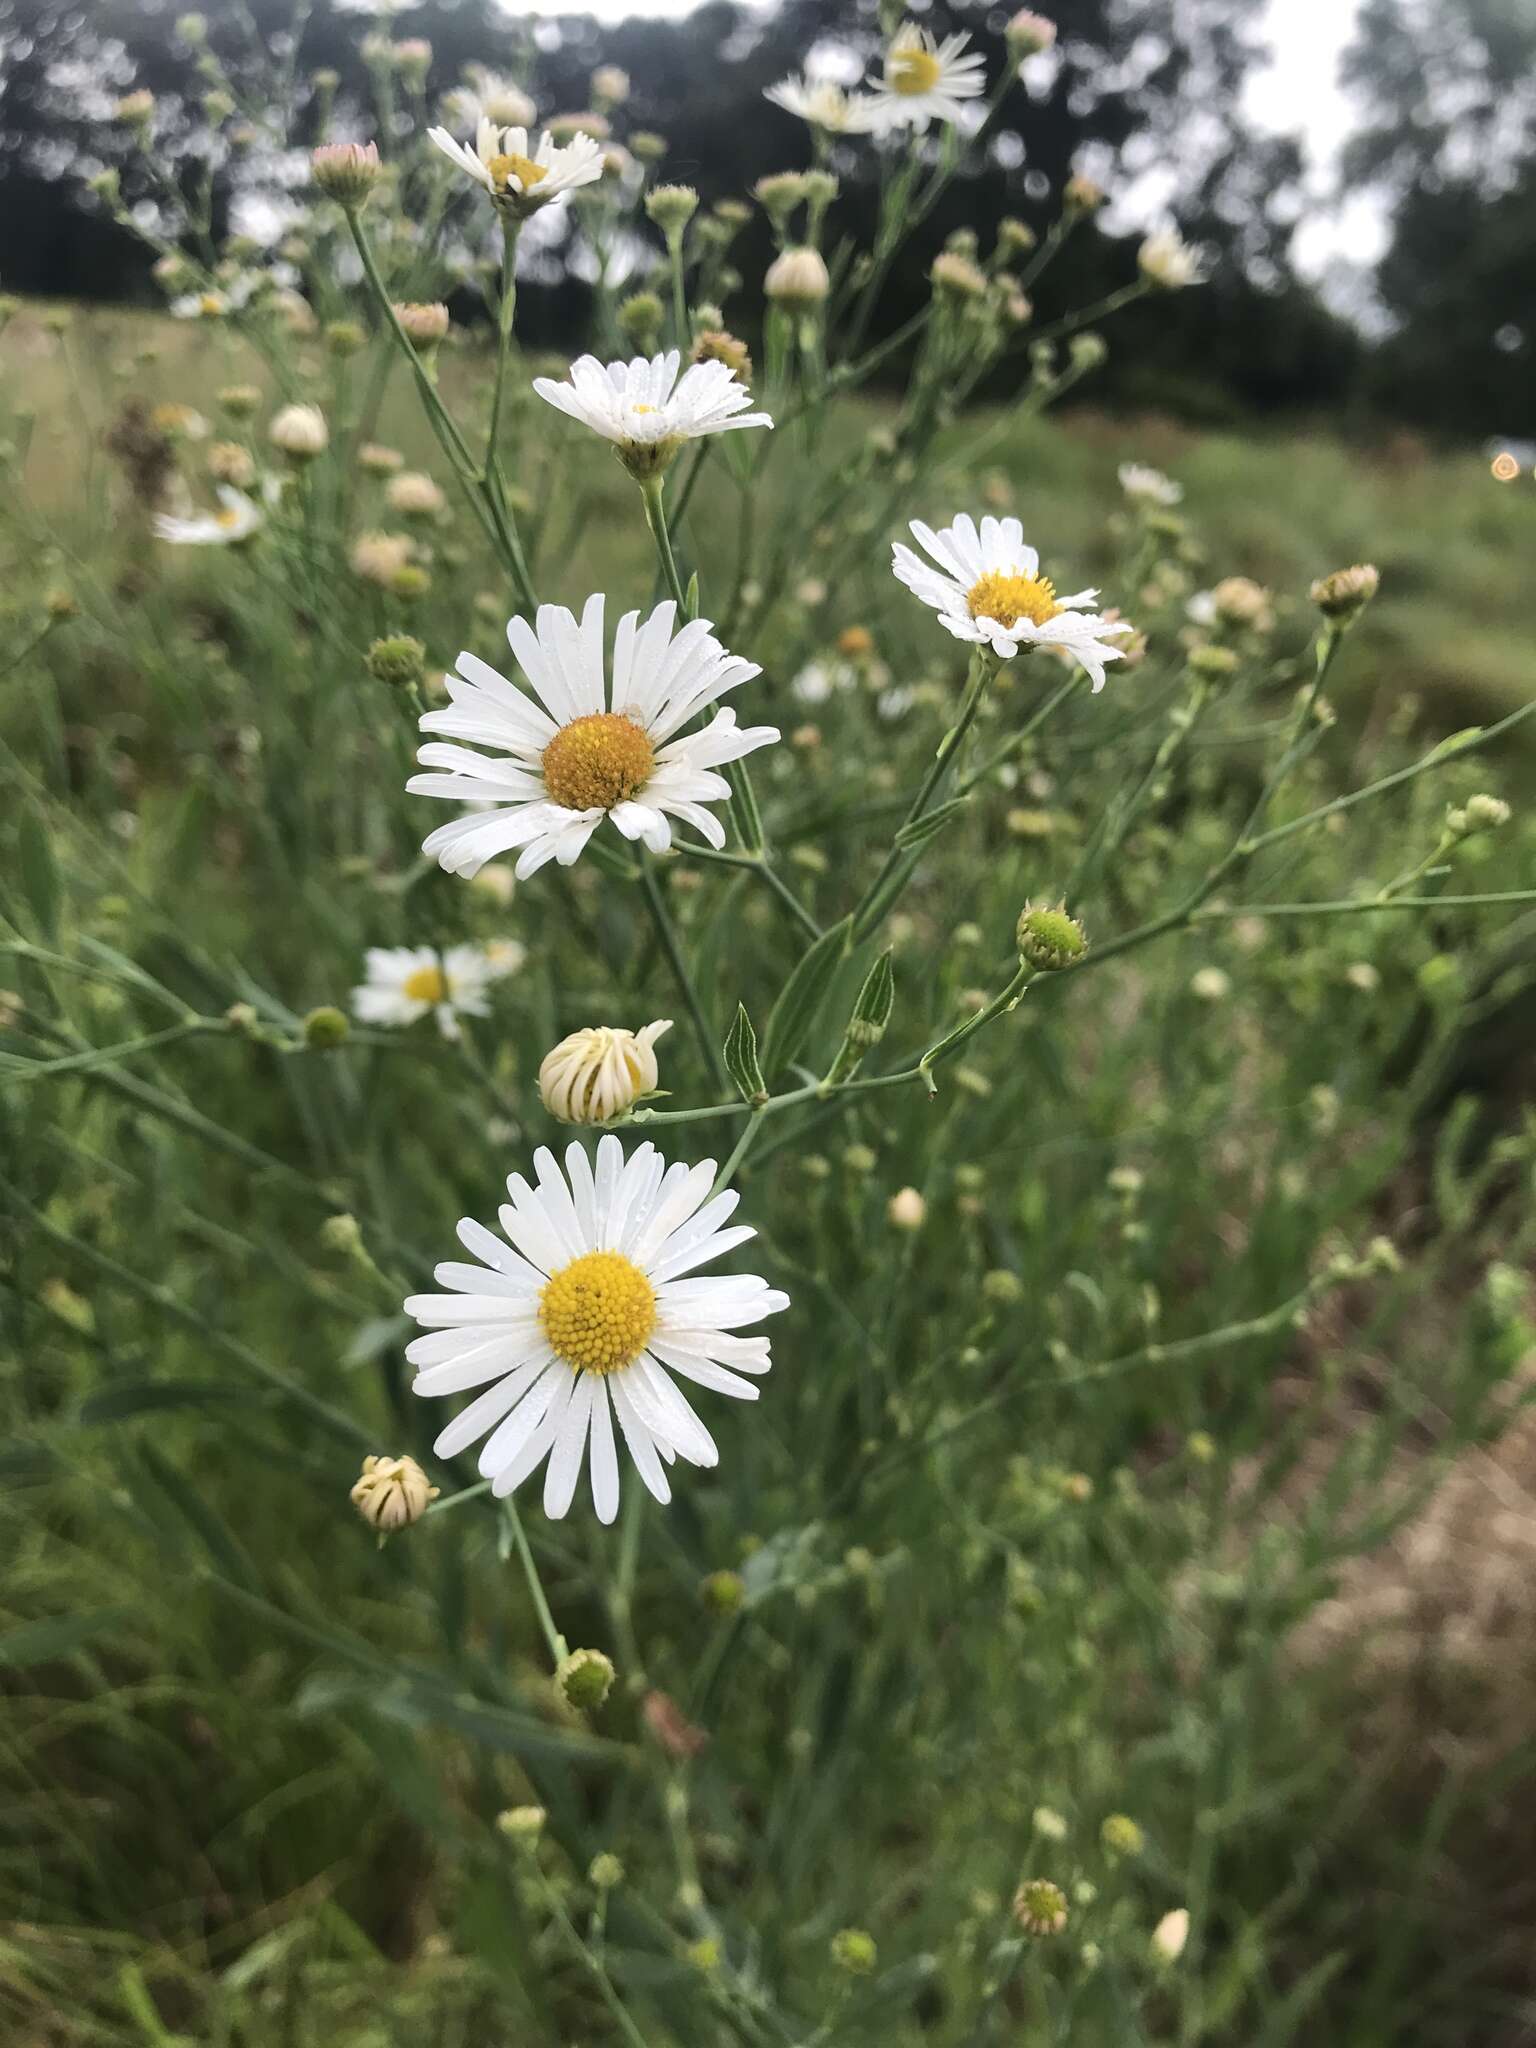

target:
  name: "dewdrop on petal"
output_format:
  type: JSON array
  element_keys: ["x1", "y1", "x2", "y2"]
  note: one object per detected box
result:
[
  {"x1": 269, "y1": 403, "x2": 328, "y2": 463},
  {"x1": 1013, "y1": 1879, "x2": 1068, "y2": 1936},
  {"x1": 350, "y1": 1452, "x2": 438, "y2": 1532},
  {"x1": 555, "y1": 1646, "x2": 616, "y2": 1713},
  {"x1": 539, "y1": 1020, "x2": 672, "y2": 1124},
  {"x1": 1152, "y1": 1908, "x2": 1190, "y2": 1962}
]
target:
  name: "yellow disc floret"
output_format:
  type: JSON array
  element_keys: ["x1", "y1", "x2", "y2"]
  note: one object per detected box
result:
[
  {"x1": 488, "y1": 152, "x2": 548, "y2": 192},
  {"x1": 403, "y1": 963, "x2": 448, "y2": 1003},
  {"x1": 889, "y1": 44, "x2": 943, "y2": 94},
  {"x1": 540, "y1": 1250, "x2": 657, "y2": 1375},
  {"x1": 967, "y1": 570, "x2": 1061, "y2": 630},
  {"x1": 542, "y1": 712, "x2": 656, "y2": 812}
]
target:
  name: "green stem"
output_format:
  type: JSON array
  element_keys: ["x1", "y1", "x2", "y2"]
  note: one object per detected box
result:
[
  {"x1": 675, "y1": 844, "x2": 822, "y2": 940},
  {"x1": 503, "y1": 1499, "x2": 568, "y2": 1666},
  {"x1": 485, "y1": 215, "x2": 522, "y2": 484},
  {"x1": 640, "y1": 858, "x2": 726, "y2": 1091},
  {"x1": 642, "y1": 476, "x2": 691, "y2": 615}
]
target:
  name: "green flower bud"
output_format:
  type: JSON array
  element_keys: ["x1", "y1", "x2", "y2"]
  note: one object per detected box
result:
[
  {"x1": 555, "y1": 1646, "x2": 616, "y2": 1713},
  {"x1": 1016, "y1": 903, "x2": 1087, "y2": 971},
  {"x1": 303, "y1": 1006, "x2": 349, "y2": 1049},
  {"x1": 367, "y1": 634, "x2": 427, "y2": 690},
  {"x1": 830, "y1": 1927, "x2": 877, "y2": 1975}
]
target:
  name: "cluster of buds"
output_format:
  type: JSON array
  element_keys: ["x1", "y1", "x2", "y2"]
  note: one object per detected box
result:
[{"x1": 1445, "y1": 792, "x2": 1511, "y2": 839}]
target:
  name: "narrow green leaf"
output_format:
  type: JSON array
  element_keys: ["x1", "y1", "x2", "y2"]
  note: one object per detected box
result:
[
  {"x1": 761, "y1": 915, "x2": 852, "y2": 1075},
  {"x1": 137, "y1": 1442, "x2": 259, "y2": 1590},
  {"x1": 849, "y1": 949, "x2": 895, "y2": 1038},
  {"x1": 727, "y1": 760, "x2": 765, "y2": 853},
  {"x1": 895, "y1": 794, "x2": 970, "y2": 851},
  {"x1": 78, "y1": 1379, "x2": 252, "y2": 1426},
  {"x1": 17, "y1": 813, "x2": 60, "y2": 938},
  {"x1": 723, "y1": 1002, "x2": 767, "y2": 1104},
  {"x1": 0, "y1": 1608, "x2": 127, "y2": 1669}
]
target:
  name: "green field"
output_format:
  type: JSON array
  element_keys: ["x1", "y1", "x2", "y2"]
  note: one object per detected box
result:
[{"x1": 4, "y1": 297, "x2": 1536, "y2": 2047}]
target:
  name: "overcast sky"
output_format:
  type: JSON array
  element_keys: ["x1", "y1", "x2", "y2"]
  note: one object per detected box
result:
[{"x1": 533, "y1": 0, "x2": 1382, "y2": 280}]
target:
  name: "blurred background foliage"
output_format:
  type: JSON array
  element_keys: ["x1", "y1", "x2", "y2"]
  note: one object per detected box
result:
[{"x1": 2, "y1": 0, "x2": 1534, "y2": 429}]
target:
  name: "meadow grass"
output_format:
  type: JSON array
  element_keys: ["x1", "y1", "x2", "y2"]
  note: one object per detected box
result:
[{"x1": 3, "y1": 294, "x2": 1536, "y2": 2048}]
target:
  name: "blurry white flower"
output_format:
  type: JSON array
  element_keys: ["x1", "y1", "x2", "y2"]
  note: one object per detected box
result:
[
  {"x1": 428, "y1": 117, "x2": 602, "y2": 213},
  {"x1": 532, "y1": 350, "x2": 771, "y2": 480},
  {"x1": 1138, "y1": 229, "x2": 1203, "y2": 290},
  {"x1": 764, "y1": 74, "x2": 883, "y2": 134},
  {"x1": 445, "y1": 69, "x2": 536, "y2": 130},
  {"x1": 893, "y1": 514, "x2": 1133, "y2": 690},
  {"x1": 350, "y1": 939, "x2": 524, "y2": 1040},
  {"x1": 869, "y1": 25, "x2": 986, "y2": 131},
  {"x1": 765, "y1": 246, "x2": 830, "y2": 308},
  {"x1": 350, "y1": 531, "x2": 415, "y2": 585},
  {"x1": 791, "y1": 661, "x2": 850, "y2": 705},
  {"x1": 888, "y1": 1187, "x2": 927, "y2": 1230},
  {"x1": 1185, "y1": 589, "x2": 1218, "y2": 627},
  {"x1": 386, "y1": 471, "x2": 446, "y2": 517},
  {"x1": 591, "y1": 65, "x2": 630, "y2": 105},
  {"x1": 405, "y1": 1134, "x2": 789, "y2": 1521},
  {"x1": 539, "y1": 1020, "x2": 672, "y2": 1123},
  {"x1": 170, "y1": 289, "x2": 235, "y2": 320},
  {"x1": 268, "y1": 403, "x2": 328, "y2": 460},
  {"x1": 1189, "y1": 966, "x2": 1231, "y2": 1003},
  {"x1": 1118, "y1": 462, "x2": 1182, "y2": 507},
  {"x1": 153, "y1": 485, "x2": 264, "y2": 545},
  {"x1": 1152, "y1": 1909, "x2": 1190, "y2": 1962},
  {"x1": 408, "y1": 595, "x2": 778, "y2": 880}
]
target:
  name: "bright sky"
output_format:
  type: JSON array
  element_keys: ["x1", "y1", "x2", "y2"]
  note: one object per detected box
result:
[{"x1": 516, "y1": 0, "x2": 1381, "y2": 282}]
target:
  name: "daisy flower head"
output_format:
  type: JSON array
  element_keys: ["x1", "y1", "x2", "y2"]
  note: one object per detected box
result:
[
  {"x1": 406, "y1": 1135, "x2": 790, "y2": 1521},
  {"x1": 1138, "y1": 228, "x2": 1203, "y2": 290},
  {"x1": 153, "y1": 485, "x2": 264, "y2": 546},
  {"x1": 870, "y1": 24, "x2": 986, "y2": 132},
  {"x1": 1118, "y1": 462, "x2": 1183, "y2": 507},
  {"x1": 892, "y1": 514, "x2": 1133, "y2": 690},
  {"x1": 350, "y1": 939, "x2": 525, "y2": 1041},
  {"x1": 427, "y1": 116, "x2": 603, "y2": 216},
  {"x1": 764, "y1": 74, "x2": 883, "y2": 135},
  {"x1": 408, "y1": 594, "x2": 778, "y2": 880},
  {"x1": 532, "y1": 349, "x2": 772, "y2": 483}
]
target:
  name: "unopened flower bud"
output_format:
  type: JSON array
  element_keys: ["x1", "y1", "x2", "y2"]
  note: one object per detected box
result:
[
  {"x1": 217, "y1": 383, "x2": 260, "y2": 419},
  {"x1": 701, "y1": 1569, "x2": 745, "y2": 1613},
  {"x1": 644, "y1": 183, "x2": 698, "y2": 236},
  {"x1": 367, "y1": 634, "x2": 427, "y2": 690},
  {"x1": 1100, "y1": 1813, "x2": 1144, "y2": 1856},
  {"x1": 325, "y1": 318, "x2": 366, "y2": 357},
  {"x1": 386, "y1": 471, "x2": 446, "y2": 520},
  {"x1": 930, "y1": 250, "x2": 988, "y2": 301},
  {"x1": 1463, "y1": 792, "x2": 1511, "y2": 832},
  {"x1": 350, "y1": 1452, "x2": 438, "y2": 1531},
  {"x1": 1189, "y1": 966, "x2": 1231, "y2": 1003},
  {"x1": 998, "y1": 215, "x2": 1038, "y2": 257},
  {"x1": 303, "y1": 1005, "x2": 349, "y2": 1049},
  {"x1": 395, "y1": 300, "x2": 450, "y2": 349},
  {"x1": 539, "y1": 1020, "x2": 671, "y2": 1124},
  {"x1": 887, "y1": 1186, "x2": 926, "y2": 1231},
  {"x1": 311, "y1": 140, "x2": 383, "y2": 209},
  {"x1": 1152, "y1": 1908, "x2": 1190, "y2": 1962},
  {"x1": 1069, "y1": 331, "x2": 1107, "y2": 371},
  {"x1": 830, "y1": 1928, "x2": 877, "y2": 1974},
  {"x1": 268, "y1": 403, "x2": 328, "y2": 461},
  {"x1": 1309, "y1": 562, "x2": 1379, "y2": 621},
  {"x1": 555, "y1": 1646, "x2": 616, "y2": 1713},
  {"x1": 116, "y1": 90, "x2": 156, "y2": 126},
  {"x1": 618, "y1": 290, "x2": 665, "y2": 347},
  {"x1": 1064, "y1": 172, "x2": 1105, "y2": 213},
  {"x1": 692, "y1": 327, "x2": 753, "y2": 379},
  {"x1": 1006, "y1": 9, "x2": 1058, "y2": 55},
  {"x1": 591, "y1": 64, "x2": 630, "y2": 106},
  {"x1": 45, "y1": 588, "x2": 80, "y2": 621},
  {"x1": 754, "y1": 170, "x2": 808, "y2": 224},
  {"x1": 765, "y1": 245, "x2": 830, "y2": 308},
  {"x1": 497, "y1": 1803, "x2": 546, "y2": 1840},
  {"x1": 631, "y1": 130, "x2": 668, "y2": 161},
  {"x1": 1016, "y1": 903, "x2": 1087, "y2": 971},
  {"x1": 588, "y1": 1852, "x2": 625, "y2": 1889},
  {"x1": 1013, "y1": 1879, "x2": 1069, "y2": 1936}
]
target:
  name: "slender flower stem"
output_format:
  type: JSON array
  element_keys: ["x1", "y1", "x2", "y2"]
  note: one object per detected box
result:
[
  {"x1": 675, "y1": 843, "x2": 823, "y2": 941},
  {"x1": 503, "y1": 1499, "x2": 568, "y2": 1667},
  {"x1": 533, "y1": 1871, "x2": 653, "y2": 2048},
  {"x1": 713, "y1": 1112, "x2": 766, "y2": 1192},
  {"x1": 640, "y1": 857, "x2": 726, "y2": 1091},
  {"x1": 485, "y1": 215, "x2": 522, "y2": 479},
  {"x1": 642, "y1": 476, "x2": 691, "y2": 615}
]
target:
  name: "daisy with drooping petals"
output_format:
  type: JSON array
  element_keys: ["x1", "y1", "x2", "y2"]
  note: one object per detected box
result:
[
  {"x1": 892, "y1": 515, "x2": 1133, "y2": 690},
  {"x1": 427, "y1": 116, "x2": 603, "y2": 214},
  {"x1": 153, "y1": 486, "x2": 264, "y2": 546},
  {"x1": 406, "y1": 1136, "x2": 789, "y2": 1521},
  {"x1": 764, "y1": 74, "x2": 884, "y2": 134},
  {"x1": 408, "y1": 594, "x2": 778, "y2": 880},
  {"x1": 540, "y1": 1019, "x2": 672, "y2": 1124},
  {"x1": 532, "y1": 350, "x2": 772, "y2": 481},
  {"x1": 869, "y1": 24, "x2": 986, "y2": 132},
  {"x1": 350, "y1": 939, "x2": 525, "y2": 1041}
]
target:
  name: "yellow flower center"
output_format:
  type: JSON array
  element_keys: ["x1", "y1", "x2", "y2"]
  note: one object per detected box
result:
[
  {"x1": 967, "y1": 570, "x2": 1061, "y2": 630},
  {"x1": 540, "y1": 1249, "x2": 656, "y2": 1376},
  {"x1": 541, "y1": 712, "x2": 655, "y2": 812},
  {"x1": 402, "y1": 963, "x2": 448, "y2": 1003},
  {"x1": 215, "y1": 507, "x2": 242, "y2": 529},
  {"x1": 488, "y1": 152, "x2": 548, "y2": 191},
  {"x1": 889, "y1": 45, "x2": 943, "y2": 94},
  {"x1": 630, "y1": 403, "x2": 657, "y2": 415},
  {"x1": 199, "y1": 294, "x2": 224, "y2": 316}
]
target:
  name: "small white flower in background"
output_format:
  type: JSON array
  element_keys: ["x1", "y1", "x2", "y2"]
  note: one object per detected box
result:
[
  {"x1": 153, "y1": 485, "x2": 264, "y2": 546},
  {"x1": 268, "y1": 403, "x2": 328, "y2": 461},
  {"x1": 1186, "y1": 589, "x2": 1218, "y2": 628},
  {"x1": 408, "y1": 594, "x2": 778, "y2": 879},
  {"x1": 892, "y1": 514, "x2": 1134, "y2": 690},
  {"x1": 405, "y1": 1135, "x2": 790, "y2": 1522},
  {"x1": 170, "y1": 289, "x2": 234, "y2": 320},
  {"x1": 386, "y1": 470, "x2": 446, "y2": 518},
  {"x1": 888, "y1": 1186, "x2": 927, "y2": 1230},
  {"x1": 1118, "y1": 462, "x2": 1183, "y2": 507},
  {"x1": 427, "y1": 116, "x2": 603, "y2": 214},
  {"x1": 1138, "y1": 228, "x2": 1203, "y2": 290},
  {"x1": 351, "y1": 531, "x2": 415, "y2": 586},
  {"x1": 1151, "y1": 1908, "x2": 1190, "y2": 1962},
  {"x1": 869, "y1": 24, "x2": 986, "y2": 132},
  {"x1": 791, "y1": 660, "x2": 854, "y2": 705},
  {"x1": 764, "y1": 74, "x2": 884, "y2": 134},
  {"x1": 590, "y1": 64, "x2": 630, "y2": 105},
  {"x1": 540, "y1": 1020, "x2": 672, "y2": 1124},
  {"x1": 532, "y1": 349, "x2": 772, "y2": 481},
  {"x1": 445, "y1": 68, "x2": 537, "y2": 131},
  {"x1": 1189, "y1": 966, "x2": 1231, "y2": 1003},
  {"x1": 350, "y1": 940, "x2": 525, "y2": 1041}
]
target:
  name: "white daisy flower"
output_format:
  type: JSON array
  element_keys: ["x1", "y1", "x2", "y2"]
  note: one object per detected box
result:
[
  {"x1": 408, "y1": 595, "x2": 779, "y2": 880},
  {"x1": 152, "y1": 486, "x2": 264, "y2": 546},
  {"x1": 1138, "y1": 228, "x2": 1204, "y2": 290},
  {"x1": 764, "y1": 74, "x2": 884, "y2": 134},
  {"x1": 532, "y1": 349, "x2": 772, "y2": 482},
  {"x1": 426, "y1": 116, "x2": 602, "y2": 213},
  {"x1": 868, "y1": 24, "x2": 987, "y2": 133},
  {"x1": 350, "y1": 939, "x2": 525, "y2": 1041},
  {"x1": 406, "y1": 1136, "x2": 790, "y2": 1521},
  {"x1": 1118, "y1": 462, "x2": 1183, "y2": 507},
  {"x1": 892, "y1": 514, "x2": 1133, "y2": 690},
  {"x1": 445, "y1": 68, "x2": 537, "y2": 131},
  {"x1": 1186, "y1": 590, "x2": 1218, "y2": 628}
]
